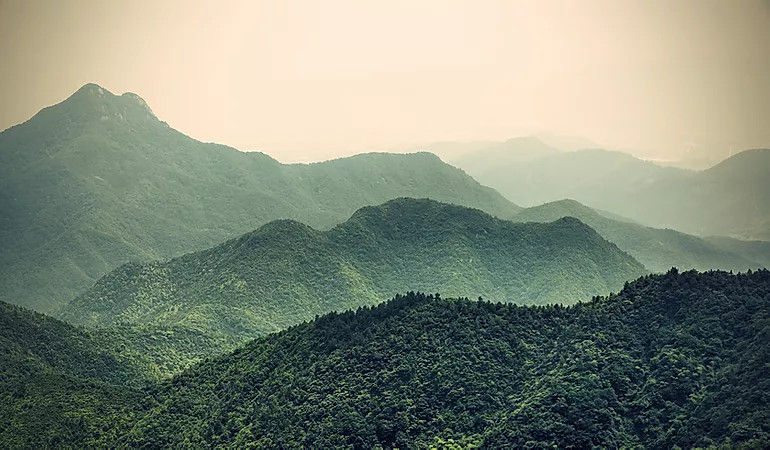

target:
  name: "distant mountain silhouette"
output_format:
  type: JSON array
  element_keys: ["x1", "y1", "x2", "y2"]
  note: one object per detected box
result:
[
  {"x1": 513, "y1": 199, "x2": 767, "y2": 272},
  {"x1": 449, "y1": 136, "x2": 562, "y2": 175},
  {"x1": 458, "y1": 146, "x2": 770, "y2": 240}
]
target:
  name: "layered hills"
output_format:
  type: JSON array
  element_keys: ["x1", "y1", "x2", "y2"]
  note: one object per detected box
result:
[
  {"x1": 458, "y1": 146, "x2": 687, "y2": 209},
  {"x1": 453, "y1": 143, "x2": 770, "y2": 240},
  {"x1": 448, "y1": 136, "x2": 561, "y2": 175},
  {"x1": 6, "y1": 270, "x2": 767, "y2": 447},
  {"x1": 512, "y1": 199, "x2": 767, "y2": 272},
  {"x1": 629, "y1": 148, "x2": 770, "y2": 239},
  {"x1": 57, "y1": 198, "x2": 645, "y2": 344},
  {"x1": 123, "y1": 269, "x2": 770, "y2": 448},
  {"x1": 0, "y1": 84, "x2": 517, "y2": 312},
  {"x1": 0, "y1": 299, "x2": 235, "y2": 447}
]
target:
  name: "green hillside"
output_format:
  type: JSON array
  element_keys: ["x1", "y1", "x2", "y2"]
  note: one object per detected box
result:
[
  {"x1": 0, "y1": 84, "x2": 517, "y2": 313},
  {"x1": 513, "y1": 199, "x2": 767, "y2": 272},
  {"x1": 3, "y1": 270, "x2": 769, "y2": 447},
  {"x1": 120, "y1": 269, "x2": 770, "y2": 448},
  {"x1": 0, "y1": 300, "x2": 235, "y2": 447},
  {"x1": 58, "y1": 198, "x2": 645, "y2": 344},
  {"x1": 0, "y1": 301, "x2": 141, "y2": 448}
]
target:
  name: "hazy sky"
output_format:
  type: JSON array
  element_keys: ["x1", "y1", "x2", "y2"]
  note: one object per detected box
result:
[{"x1": 1, "y1": 0, "x2": 769, "y2": 162}]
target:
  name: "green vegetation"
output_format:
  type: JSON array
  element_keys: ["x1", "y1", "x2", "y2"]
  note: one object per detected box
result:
[
  {"x1": 3, "y1": 270, "x2": 769, "y2": 447},
  {"x1": 120, "y1": 269, "x2": 770, "y2": 448},
  {"x1": 0, "y1": 301, "x2": 232, "y2": 448},
  {"x1": 3, "y1": 84, "x2": 767, "y2": 448},
  {"x1": 458, "y1": 146, "x2": 770, "y2": 240},
  {"x1": 0, "y1": 300, "x2": 138, "y2": 448},
  {"x1": 0, "y1": 84, "x2": 517, "y2": 312},
  {"x1": 513, "y1": 199, "x2": 768, "y2": 272},
  {"x1": 58, "y1": 198, "x2": 645, "y2": 346}
]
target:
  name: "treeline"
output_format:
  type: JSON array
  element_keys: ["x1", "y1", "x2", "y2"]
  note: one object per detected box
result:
[
  {"x1": 2, "y1": 269, "x2": 768, "y2": 448},
  {"x1": 127, "y1": 269, "x2": 770, "y2": 447}
]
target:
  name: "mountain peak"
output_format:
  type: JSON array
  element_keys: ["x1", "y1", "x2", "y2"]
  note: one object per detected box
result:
[
  {"x1": 530, "y1": 199, "x2": 597, "y2": 216},
  {"x1": 501, "y1": 135, "x2": 548, "y2": 147},
  {"x1": 709, "y1": 148, "x2": 770, "y2": 169},
  {"x1": 70, "y1": 82, "x2": 112, "y2": 99},
  {"x1": 49, "y1": 83, "x2": 159, "y2": 124},
  {"x1": 120, "y1": 91, "x2": 155, "y2": 117},
  {"x1": 345, "y1": 197, "x2": 489, "y2": 228},
  {"x1": 700, "y1": 148, "x2": 770, "y2": 182}
]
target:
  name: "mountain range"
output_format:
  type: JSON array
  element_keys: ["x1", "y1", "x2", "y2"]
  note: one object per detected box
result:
[
  {"x1": 3, "y1": 270, "x2": 768, "y2": 448},
  {"x1": 512, "y1": 199, "x2": 768, "y2": 272},
  {"x1": 448, "y1": 138, "x2": 770, "y2": 240},
  {"x1": 57, "y1": 198, "x2": 645, "y2": 346},
  {"x1": 2, "y1": 82, "x2": 769, "y2": 449},
  {"x1": 0, "y1": 84, "x2": 517, "y2": 312}
]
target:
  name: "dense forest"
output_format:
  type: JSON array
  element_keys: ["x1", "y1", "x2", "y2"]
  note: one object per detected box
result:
[
  {"x1": 2, "y1": 269, "x2": 768, "y2": 447},
  {"x1": 58, "y1": 198, "x2": 645, "y2": 347},
  {"x1": 0, "y1": 300, "x2": 237, "y2": 447},
  {"x1": 0, "y1": 84, "x2": 517, "y2": 313}
]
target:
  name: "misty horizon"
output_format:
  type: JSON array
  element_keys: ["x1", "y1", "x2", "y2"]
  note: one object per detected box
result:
[
  {"x1": 3, "y1": 79, "x2": 768, "y2": 169},
  {"x1": 2, "y1": 0, "x2": 769, "y2": 163}
]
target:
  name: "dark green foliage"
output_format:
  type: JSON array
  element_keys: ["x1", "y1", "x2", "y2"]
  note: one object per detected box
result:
[
  {"x1": 118, "y1": 269, "x2": 770, "y2": 448},
  {"x1": 0, "y1": 300, "x2": 138, "y2": 448},
  {"x1": 0, "y1": 301, "x2": 145, "y2": 385},
  {"x1": 2, "y1": 270, "x2": 769, "y2": 447},
  {"x1": 0, "y1": 84, "x2": 517, "y2": 312},
  {"x1": 58, "y1": 198, "x2": 646, "y2": 346},
  {"x1": 0, "y1": 301, "x2": 230, "y2": 447},
  {"x1": 513, "y1": 199, "x2": 768, "y2": 272}
]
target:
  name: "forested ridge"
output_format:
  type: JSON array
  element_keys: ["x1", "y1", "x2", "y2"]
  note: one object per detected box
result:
[
  {"x1": 0, "y1": 301, "x2": 232, "y2": 447},
  {"x1": 512, "y1": 199, "x2": 768, "y2": 272},
  {"x1": 58, "y1": 198, "x2": 645, "y2": 346},
  {"x1": 2, "y1": 269, "x2": 768, "y2": 448},
  {"x1": 0, "y1": 84, "x2": 517, "y2": 312}
]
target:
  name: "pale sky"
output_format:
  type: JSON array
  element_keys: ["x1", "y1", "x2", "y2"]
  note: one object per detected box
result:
[{"x1": 1, "y1": 0, "x2": 769, "y2": 162}]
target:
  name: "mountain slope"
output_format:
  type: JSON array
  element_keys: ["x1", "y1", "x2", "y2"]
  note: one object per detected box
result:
[
  {"x1": 472, "y1": 148, "x2": 690, "y2": 207},
  {"x1": 0, "y1": 300, "x2": 141, "y2": 448},
  {"x1": 57, "y1": 198, "x2": 645, "y2": 344},
  {"x1": 0, "y1": 300, "x2": 233, "y2": 447},
  {"x1": 464, "y1": 145, "x2": 770, "y2": 240},
  {"x1": 121, "y1": 269, "x2": 770, "y2": 448},
  {"x1": 0, "y1": 84, "x2": 517, "y2": 312},
  {"x1": 628, "y1": 148, "x2": 770, "y2": 239},
  {"x1": 512, "y1": 199, "x2": 767, "y2": 272},
  {"x1": 705, "y1": 235, "x2": 770, "y2": 269},
  {"x1": 449, "y1": 136, "x2": 561, "y2": 176}
]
